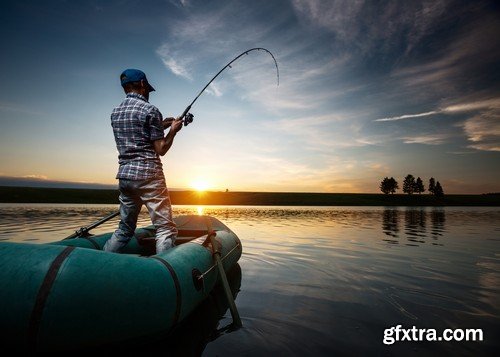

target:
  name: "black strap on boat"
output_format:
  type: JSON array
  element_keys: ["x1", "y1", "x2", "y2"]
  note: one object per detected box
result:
[
  {"x1": 27, "y1": 246, "x2": 75, "y2": 350},
  {"x1": 151, "y1": 256, "x2": 182, "y2": 326}
]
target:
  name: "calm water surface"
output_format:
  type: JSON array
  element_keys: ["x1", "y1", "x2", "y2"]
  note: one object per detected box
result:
[{"x1": 0, "y1": 204, "x2": 499, "y2": 355}]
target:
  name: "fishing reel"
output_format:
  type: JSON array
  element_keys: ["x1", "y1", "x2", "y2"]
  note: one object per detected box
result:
[{"x1": 184, "y1": 112, "x2": 194, "y2": 126}]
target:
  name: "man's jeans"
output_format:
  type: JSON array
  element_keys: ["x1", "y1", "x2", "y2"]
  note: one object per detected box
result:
[{"x1": 104, "y1": 176, "x2": 177, "y2": 254}]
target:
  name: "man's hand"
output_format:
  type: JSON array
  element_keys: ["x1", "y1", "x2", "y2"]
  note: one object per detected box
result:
[
  {"x1": 162, "y1": 117, "x2": 175, "y2": 129},
  {"x1": 154, "y1": 117, "x2": 183, "y2": 156},
  {"x1": 170, "y1": 117, "x2": 183, "y2": 133}
]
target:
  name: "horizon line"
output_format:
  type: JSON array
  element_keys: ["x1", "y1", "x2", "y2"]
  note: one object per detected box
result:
[{"x1": 0, "y1": 176, "x2": 497, "y2": 195}]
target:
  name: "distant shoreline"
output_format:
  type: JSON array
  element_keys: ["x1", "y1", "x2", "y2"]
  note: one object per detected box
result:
[{"x1": 1, "y1": 186, "x2": 499, "y2": 206}]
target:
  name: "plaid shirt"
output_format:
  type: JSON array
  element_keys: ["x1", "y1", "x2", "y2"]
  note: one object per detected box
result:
[{"x1": 111, "y1": 92, "x2": 165, "y2": 180}]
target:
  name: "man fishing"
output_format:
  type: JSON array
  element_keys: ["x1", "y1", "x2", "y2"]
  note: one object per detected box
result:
[{"x1": 104, "y1": 68, "x2": 183, "y2": 254}]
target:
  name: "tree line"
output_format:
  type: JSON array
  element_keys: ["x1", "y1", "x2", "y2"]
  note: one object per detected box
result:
[{"x1": 380, "y1": 175, "x2": 444, "y2": 196}]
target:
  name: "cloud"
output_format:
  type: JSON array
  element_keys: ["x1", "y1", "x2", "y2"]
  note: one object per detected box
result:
[
  {"x1": 168, "y1": 0, "x2": 190, "y2": 9},
  {"x1": 263, "y1": 112, "x2": 388, "y2": 153},
  {"x1": 374, "y1": 97, "x2": 500, "y2": 121},
  {"x1": 291, "y1": 0, "x2": 453, "y2": 58},
  {"x1": 205, "y1": 82, "x2": 222, "y2": 97},
  {"x1": 463, "y1": 111, "x2": 500, "y2": 152},
  {"x1": 155, "y1": 1, "x2": 356, "y2": 114},
  {"x1": 156, "y1": 44, "x2": 192, "y2": 80},
  {"x1": 0, "y1": 102, "x2": 43, "y2": 116},
  {"x1": 230, "y1": 53, "x2": 357, "y2": 112},
  {"x1": 375, "y1": 97, "x2": 500, "y2": 151},
  {"x1": 402, "y1": 134, "x2": 450, "y2": 145},
  {"x1": 155, "y1": 2, "x2": 283, "y2": 94},
  {"x1": 291, "y1": 0, "x2": 365, "y2": 39},
  {"x1": 0, "y1": 175, "x2": 116, "y2": 189},
  {"x1": 375, "y1": 111, "x2": 439, "y2": 122},
  {"x1": 22, "y1": 174, "x2": 49, "y2": 180},
  {"x1": 237, "y1": 153, "x2": 382, "y2": 192},
  {"x1": 443, "y1": 98, "x2": 500, "y2": 113},
  {"x1": 391, "y1": 6, "x2": 500, "y2": 96}
]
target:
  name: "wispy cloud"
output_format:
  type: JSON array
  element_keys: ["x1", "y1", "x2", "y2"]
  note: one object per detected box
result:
[
  {"x1": 155, "y1": 1, "x2": 357, "y2": 114},
  {"x1": 375, "y1": 97, "x2": 500, "y2": 151},
  {"x1": 205, "y1": 82, "x2": 223, "y2": 97},
  {"x1": 234, "y1": 153, "x2": 384, "y2": 192},
  {"x1": 375, "y1": 111, "x2": 439, "y2": 122},
  {"x1": 391, "y1": 5, "x2": 500, "y2": 96},
  {"x1": 0, "y1": 102, "x2": 43, "y2": 116},
  {"x1": 264, "y1": 112, "x2": 385, "y2": 152},
  {"x1": 0, "y1": 175, "x2": 116, "y2": 189},
  {"x1": 156, "y1": 44, "x2": 192, "y2": 80},
  {"x1": 402, "y1": 134, "x2": 450, "y2": 145},
  {"x1": 374, "y1": 97, "x2": 500, "y2": 121},
  {"x1": 22, "y1": 174, "x2": 49, "y2": 180},
  {"x1": 444, "y1": 98, "x2": 500, "y2": 113},
  {"x1": 463, "y1": 111, "x2": 500, "y2": 152},
  {"x1": 291, "y1": 0, "x2": 453, "y2": 58},
  {"x1": 168, "y1": 0, "x2": 190, "y2": 9},
  {"x1": 291, "y1": 0, "x2": 365, "y2": 40}
]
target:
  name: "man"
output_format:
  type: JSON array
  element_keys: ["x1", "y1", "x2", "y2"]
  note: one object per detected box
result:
[{"x1": 104, "y1": 68, "x2": 183, "y2": 254}]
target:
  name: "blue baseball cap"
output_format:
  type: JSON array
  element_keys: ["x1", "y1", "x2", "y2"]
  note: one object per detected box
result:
[{"x1": 120, "y1": 69, "x2": 155, "y2": 91}]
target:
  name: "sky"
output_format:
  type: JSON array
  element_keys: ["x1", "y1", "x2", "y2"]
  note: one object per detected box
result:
[{"x1": 0, "y1": 0, "x2": 499, "y2": 193}]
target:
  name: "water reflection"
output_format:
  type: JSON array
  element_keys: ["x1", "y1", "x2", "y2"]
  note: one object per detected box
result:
[
  {"x1": 382, "y1": 209, "x2": 399, "y2": 243},
  {"x1": 431, "y1": 208, "x2": 446, "y2": 240},
  {"x1": 382, "y1": 208, "x2": 446, "y2": 246},
  {"x1": 0, "y1": 204, "x2": 499, "y2": 355},
  {"x1": 197, "y1": 206, "x2": 204, "y2": 216},
  {"x1": 405, "y1": 209, "x2": 426, "y2": 245}
]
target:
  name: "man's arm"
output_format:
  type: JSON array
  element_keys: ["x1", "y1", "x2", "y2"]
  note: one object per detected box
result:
[{"x1": 153, "y1": 118, "x2": 183, "y2": 156}]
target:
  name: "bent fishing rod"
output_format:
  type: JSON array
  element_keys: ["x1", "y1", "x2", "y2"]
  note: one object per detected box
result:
[{"x1": 179, "y1": 47, "x2": 279, "y2": 125}]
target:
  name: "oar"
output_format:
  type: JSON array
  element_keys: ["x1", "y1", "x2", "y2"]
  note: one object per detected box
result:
[
  {"x1": 63, "y1": 211, "x2": 120, "y2": 240},
  {"x1": 207, "y1": 231, "x2": 242, "y2": 328}
]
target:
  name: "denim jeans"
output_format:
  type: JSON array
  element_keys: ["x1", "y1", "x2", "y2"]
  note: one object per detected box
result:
[{"x1": 104, "y1": 176, "x2": 177, "y2": 254}]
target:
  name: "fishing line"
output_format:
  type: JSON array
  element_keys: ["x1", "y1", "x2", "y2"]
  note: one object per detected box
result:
[{"x1": 179, "y1": 47, "x2": 279, "y2": 125}]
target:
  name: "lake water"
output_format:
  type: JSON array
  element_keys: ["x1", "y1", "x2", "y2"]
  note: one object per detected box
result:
[{"x1": 0, "y1": 204, "x2": 499, "y2": 355}]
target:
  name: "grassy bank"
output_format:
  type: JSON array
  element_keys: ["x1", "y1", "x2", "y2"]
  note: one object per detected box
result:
[{"x1": 0, "y1": 186, "x2": 499, "y2": 206}]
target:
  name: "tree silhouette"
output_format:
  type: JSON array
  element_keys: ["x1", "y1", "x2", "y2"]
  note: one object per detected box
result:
[
  {"x1": 380, "y1": 177, "x2": 399, "y2": 194},
  {"x1": 429, "y1": 177, "x2": 436, "y2": 195},
  {"x1": 380, "y1": 177, "x2": 391, "y2": 194},
  {"x1": 379, "y1": 176, "x2": 443, "y2": 196},
  {"x1": 434, "y1": 181, "x2": 444, "y2": 197},
  {"x1": 403, "y1": 174, "x2": 416, "y2": 194},
  {"x1": 389, "y1": 177, "x2": 399, "y2": 194},
  {"x1": 414, "y1": 177, "x2": 425, "y2": 194}
]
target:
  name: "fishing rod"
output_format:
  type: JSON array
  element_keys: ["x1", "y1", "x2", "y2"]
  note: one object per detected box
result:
[{"x1": 179, "y1": 47, "x2": 279, "y2": 126}]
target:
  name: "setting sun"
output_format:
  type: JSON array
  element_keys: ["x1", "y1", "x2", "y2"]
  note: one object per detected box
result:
[{"x1": 191, "y1": 179, "x2": 210, "y2": 192}]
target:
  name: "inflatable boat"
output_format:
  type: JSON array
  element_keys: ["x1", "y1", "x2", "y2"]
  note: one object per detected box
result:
[{"x1": 0, "y1": 215, "x2": 242, "y2": 351}]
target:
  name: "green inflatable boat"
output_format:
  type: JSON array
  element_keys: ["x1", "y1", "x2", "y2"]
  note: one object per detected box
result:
[{"x1": 0, "y1": 215, "x2": 242, "y2": 351}]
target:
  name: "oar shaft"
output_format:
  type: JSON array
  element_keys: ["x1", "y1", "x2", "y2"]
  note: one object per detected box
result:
[
  {"x1": 209, "y1": 233, "x2": 242, "y2": 328},
  {"x1": 86, "y1": 211, "x2": 120, "y2": 231},
  {"x1": 63, "y1": 211, "x2": 120, "y2": 240}
]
